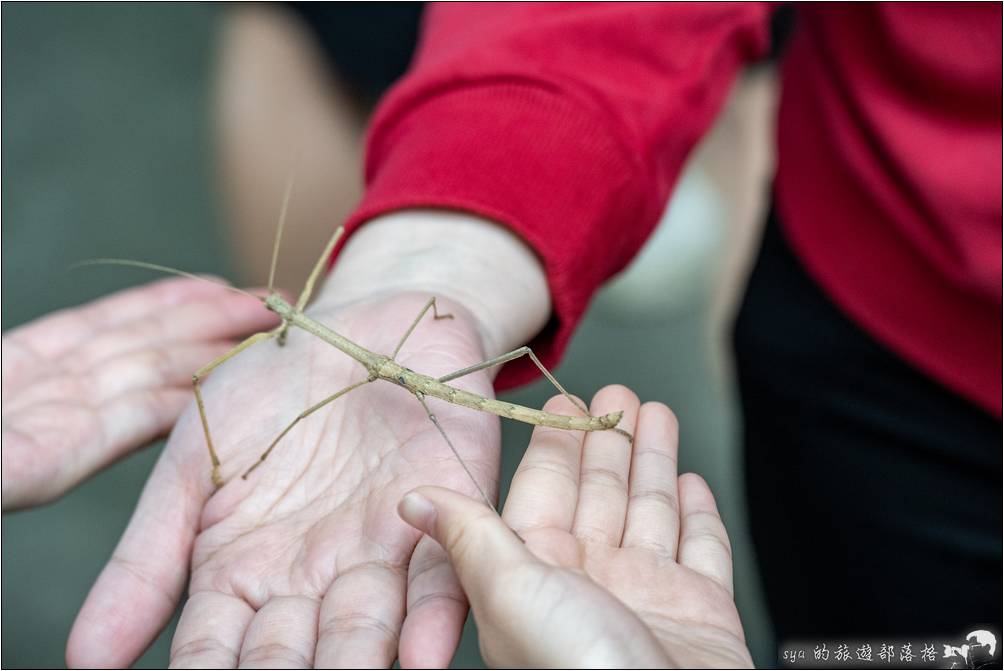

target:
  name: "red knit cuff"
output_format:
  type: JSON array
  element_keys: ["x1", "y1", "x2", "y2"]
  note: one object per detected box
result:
[{"x1": 333, "y1": 83, "x2": 657, "y2": 390}]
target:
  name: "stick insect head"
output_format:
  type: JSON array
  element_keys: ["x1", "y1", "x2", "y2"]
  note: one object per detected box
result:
[{"x1": 263, "y1": 293, "x2": 288, "y2": 314}]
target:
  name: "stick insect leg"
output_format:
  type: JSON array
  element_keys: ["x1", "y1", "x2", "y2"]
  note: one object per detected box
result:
[
  {"x1": 391, "y1": 296, "x2": 453, "y2": 360},
  {"x1": 194, "y1": 327, "x2": 281, "y2": 488},
  {"x1": 242, "y1": 375, "x2": 375, "y2": 479},
  {"x1": 414, "y1": 392, "x2": 494, "y2": 510},
  {"x1": 277, "y1": 225, "x2": 346, "y2": 346},
  {"x1": 439, "y1": 346, "x2": 590, "y2": 416}
]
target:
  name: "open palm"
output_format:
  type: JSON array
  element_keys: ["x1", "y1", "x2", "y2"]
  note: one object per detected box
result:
[
  {"x1": 510, "y1": 390, "x2": 750, "y2": 668},
  {"x1": 67, "y1": 292, "x2": 500, "y2": 668},
  {"x1": 2, "y1": 277, "x2": 276, "y2": 511},
  {"x1": 403, "y1": 389, "x2": 752, "y2": 668}
]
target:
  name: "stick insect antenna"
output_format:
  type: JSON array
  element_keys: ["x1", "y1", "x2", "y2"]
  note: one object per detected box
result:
[
  {"x1": 268, "y1": 172, "x2": 295, "y2": 294},
  {"x1": 70, "y1": 258, "x2": 262, "y2": 301}
]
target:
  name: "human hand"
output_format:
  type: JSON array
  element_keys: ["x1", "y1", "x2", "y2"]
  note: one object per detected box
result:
[
  {"x1": 398, "y1": 387, "x2": 752, "y2": 668},
  {"x1": 1, "y1": 277, "x2": 277, "y2": 511},
  {"x1": 66, "y1": 291, "x2": 501, "y2": 668}
]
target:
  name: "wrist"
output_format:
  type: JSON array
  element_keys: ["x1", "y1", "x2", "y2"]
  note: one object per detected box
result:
[{"x1": 315, "y1": 209, "x2": 550, "y2": 359}]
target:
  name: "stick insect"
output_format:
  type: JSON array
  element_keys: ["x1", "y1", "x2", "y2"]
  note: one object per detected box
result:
[{"x1": 80, "y1": 179, "x2": 631, "y2": 508}]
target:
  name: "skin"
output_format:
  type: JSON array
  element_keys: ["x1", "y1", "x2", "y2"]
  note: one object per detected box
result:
[
  {"x1": 398, "y1": 391, "x2": 753, "y2": 668},
  {"x1": 203, "y1": 9, "x2": 756, "y2": 665},
  {"x1": 2, "y1": 277, "x2": 278, "y2": 511},
  {"x1": 8, "y1": 212, "x2": 750, "y2": 667},
  {"x1": 64, "y1": 291, "x2": 499, "y2": 668},
  {"x1": 66, "y1": 211, "x2": 552, "y2": 668}
]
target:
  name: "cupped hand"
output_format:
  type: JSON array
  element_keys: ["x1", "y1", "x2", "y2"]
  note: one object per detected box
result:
[
  {"x1": 66, "y1": 292, "x2": 500, "y2": 668},
  {"x1": 398, "y1": 387, "x2": 752, "y2": 669},
  {"x1": 2, "y1": 277, "x2": 277, "y2": 511}
]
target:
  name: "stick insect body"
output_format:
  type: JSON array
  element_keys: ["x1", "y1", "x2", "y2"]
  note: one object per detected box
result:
[{"x1": 86, "y1": 181, "x2": 631, "y2": 508}]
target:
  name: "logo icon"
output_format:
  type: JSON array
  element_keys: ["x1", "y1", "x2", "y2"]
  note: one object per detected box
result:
[{"x1": 943, "y1": 630, "x2": 997, "y2": 669}]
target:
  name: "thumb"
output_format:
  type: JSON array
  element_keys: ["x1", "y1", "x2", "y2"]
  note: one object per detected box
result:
[{"x1": 398, "y1": 486, "x2": 533, "y2": 604}]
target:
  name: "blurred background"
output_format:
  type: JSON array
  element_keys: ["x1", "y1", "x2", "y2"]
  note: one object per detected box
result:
[{"x1": 2, "y1": 3, "x2": 778, "y2": 667}]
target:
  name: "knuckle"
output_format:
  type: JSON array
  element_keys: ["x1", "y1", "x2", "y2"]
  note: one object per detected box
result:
[
  {"x1": 582, "y1": 465, "x2": 628, "y2": 492},
  {"x1": 632, "y1": 446, "x2": 678, "y2": 469},
  {"x1": 633, "y1": 538, "x2": 675, "y2": 558},
  {"x1": 515, "y1": 458, "x2": 578, "y2": 490},
  {"x1": 319, "y1": 610, "x2": 397, "y2": 642},
  {"x1": 629, "y1": 487, "x2": 680, "y2": 516},
  {"x1": 240, "y1": 643, "x2": 309, "y2": 668},
  {"x1": 110, "y1": 554, "x2": 175, "y2": 608},
  {"x1": 405, "y1": 551, "x2": 443, "y2": 587},
  {"x1": 171, "y1": 638, "x2": 234, "y2": 666},
  {"x1": 531, "y1": 426, "x2": 583, "y2": 452},
  {"x1": 443, "y1": 510, "x2": 496, "y2": 564},
  {"x1": 573, "y1": 522, "x2": 616, "y2": 546},
  {"x1": 689, "y1": 525, "x2": 733, "y2": 560},
  {"x1": 408, "y1": 589, "x2": 467, "y2": 613},
  {"x1": 443, "y1": 517, "x2": 478, "y2": 562}
]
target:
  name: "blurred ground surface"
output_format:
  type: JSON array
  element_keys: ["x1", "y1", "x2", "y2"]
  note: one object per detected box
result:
[{"x1": 2, "y1": 4, "x2": 772, "y2": 667}]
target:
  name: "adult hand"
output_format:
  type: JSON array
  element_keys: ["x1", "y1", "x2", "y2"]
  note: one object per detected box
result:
[
  {"x1": 66, "y1": 210, "x2": 551, "y2": 668},
  {"x1": 2, "y1": 277, "x2": 276, "y2": 511},
  {"x1": 398, "y1": 387, "x2": 753, "y2": 668},
  {"x1": 66, "y1": 292, "x2": 501, "y2": 668}
]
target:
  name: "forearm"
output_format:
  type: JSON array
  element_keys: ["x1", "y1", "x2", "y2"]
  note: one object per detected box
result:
[{"x1": 315, "y1": 209, "x2": 551, "y2": 363}]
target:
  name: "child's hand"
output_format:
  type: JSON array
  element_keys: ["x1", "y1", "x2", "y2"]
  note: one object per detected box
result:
[
  {"x1": 398, "y1": 385, "x2": 752, "y2": 668},
  {"x1": 1, "y1": 277, "x2": 276, "y2": 511}
]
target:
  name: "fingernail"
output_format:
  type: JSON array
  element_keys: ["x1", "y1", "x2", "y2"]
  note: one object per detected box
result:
[{"x1": 398, "y1": 491, "x2": 437, "y2": 534}]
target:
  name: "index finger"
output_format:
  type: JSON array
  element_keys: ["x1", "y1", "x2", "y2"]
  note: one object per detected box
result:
[
  {"x1": 66, "y1": 290, "x2": 277, "y2": 372},
  {"x1": 502, "y1": 394, "x2": 585, "y2": 533},
  {"x1": 9, "y1": 277, "x2": 233, "y2": 359}
]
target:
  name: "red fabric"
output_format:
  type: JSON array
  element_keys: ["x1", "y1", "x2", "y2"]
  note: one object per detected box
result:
[
  {"x1": 776, "y1": 5, "x2": 1002, "y2": 416},
  {"x1": 339, "y1": 2, "x2": 1003, "y2": 416}
]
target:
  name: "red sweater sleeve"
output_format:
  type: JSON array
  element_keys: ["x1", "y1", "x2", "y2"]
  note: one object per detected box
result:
[{"x1": 340, "y1": 2, "x2": 770, "y2": 389}]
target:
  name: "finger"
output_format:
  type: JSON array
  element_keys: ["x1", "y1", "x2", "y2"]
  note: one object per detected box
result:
[
  {"x1": 502, "y1": 394, "x2": 585, "y2": 533},
  {"x1": 67, "y1": 292, "x2": 277, "y2": 371},
  {"x1": 677, "y1": 473, "x2": 734, "y2": 596},
  {"x1": 2, "y1": 335, "x2": 49, "y2": 392},
  {"x1": 4, "y1": 388, "x2": 190, "y2": 507},
  {"x1": 238, "y1": 595, "x2": 319, "y2": 668},
  {"x1": 622, "y1": 402, "x2": 681, "y2": 558},
  {"x1": 170, "y1": 591, "x2": 255, "y2": 668},
  {"x1": 314, "y1": 559, "x2": 408, "y2": 668},
  {"x1": 399, "y1": 535, "x2": 468, "y2": 669},
  {"x1": 397, "y1": 486, "x2": 535, "y2": 607},
  {"x1": 9, "y1": 277, "x2": 235, "y2": 359},
  {"x1": 66, "y1": 443, "x2": 210, "y2": 668},
  {"x1": 571, "y1": 385, "x2": 640, "y2": 546},
  {"x1": 91, "y1": 340, "x2": 239, "y2": 401},
  {"x1": 98, "y1": 386, "x2": 192, "y2": 458},
  {"x1": 144, "y1": 289, "x2": 276, "y2": 342}
]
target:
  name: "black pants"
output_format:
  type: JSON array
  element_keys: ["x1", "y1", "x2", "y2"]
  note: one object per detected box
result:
[{"x1": 734, "y1": 213, "x2": 1002, "y2": 648}]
